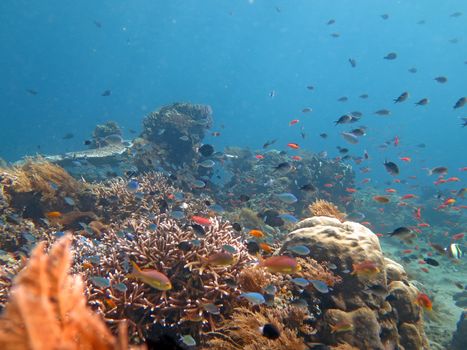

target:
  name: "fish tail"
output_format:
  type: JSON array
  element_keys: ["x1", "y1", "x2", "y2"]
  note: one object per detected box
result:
[{"x1": 127, "y1": 261, "x2": 141, "y2": 277}]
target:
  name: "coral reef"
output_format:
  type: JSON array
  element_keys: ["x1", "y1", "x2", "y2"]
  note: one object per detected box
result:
[
  {"x1": 139, "y1": 103, "x2": 213, "y2": 167},
  {"x1": 280, "y1": 216, "x2": 430, "y2": 349},
  {"x1": 0, "y1": 159, "x2": 93, "y2": 220},
  {"x1": 0, "y1": 235, "x2": 118, "y2": 350},
  {"x1": 73, "y1": 201, "x2": 253, "y2": 341},
  {"x1": 91, "y1": 121, "x2": 123, "y2": 148},
  {"x1": 204, "y1": 306, "x2": 309, "y2": 350},
  {"x1": 308, "y1": 199, "x2": 346, "y2": 221}
]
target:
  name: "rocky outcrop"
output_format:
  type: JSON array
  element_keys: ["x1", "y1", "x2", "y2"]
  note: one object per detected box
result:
[
  {"x1": 451, "y1": 311, "x2": 467, "y2": 350},
  {"x1": 281, "y1": 216, "x2": 430, "y2": 350}
]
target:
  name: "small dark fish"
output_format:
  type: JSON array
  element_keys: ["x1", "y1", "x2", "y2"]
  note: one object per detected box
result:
[
  {"x1": 389, "y1": 227, "x2": 413, "y2": 241},
  {"x1": 327, "y1": 19, "x2": 335, "y2": 25},
  {"x1": 450, "y1": 12, "x2": 462, "y2": 18},
  {"x1": 158, "y1": 199, "x2": 169, "y2": 213},
  {"x1": 239, "y1": 194, "x2": 250, "y2": 202},
  {"x1": 449, "y1": 38, "x2": 459, "y2": 44},
  {"x1": 263, "y1": 139, "x2": 277, "y2": 149},
  {"x1": 62, "y1": 133, "x2": 74, "y2": 140},
  {"x1": 415, "y1": 98, "x2": 429, "y2": 106},
  {"x1": 334, "y1": 114, "x2": 352, "y2": 125},
  {"x1": 408, "y1": 67, "x2": 417, "y2": 73},
  {"x1": 428, "y1": 166, "x2": 448, "y2": 175},
  {"x1": 394, "y1": 92, "x2": 409, "y2": 103},
  {"x1": 299, "y1": 183, "x2": 316, "y2": 192},
  {"x1": 306, "y1": 85, "x2": 314, "y2": 90},
  {"x1": 247, "y1": 241, "x2": 260, "y2": 255},
  {"x1": 417, "y1": 143, "x2": 426, "y2": 148},
  {"x1": 359, "y1": 94, "x2": 369, "y2": 99},
  {"x1": 191, "y1": 224, "x2": 206, "y2": 237},
  {"x1": 374, "y1": 109, "x2": 391, "y2": 116},
  {"x1": 198, "y1": 144, "x2": 214, "y2": 157},
  {"x1": 337, "y1": 96, "x2": 348, "y2": 102},
  {"x1": 232, "y1": 222, "x2": 242, "y2": 232},
  {"x1": 273, "y1": 162, "x2": 292, "y2": 173},
  {"x1": 178, "y1": 241, "x2": 192, "y2": 252},
  {"x1": 381, "y1": 14, "x2": 389, "y2": 20},
  {"x1": 101, "y1": 90, "x2": 111, "y2": 96},
  {"x1": 384, "y1": 160, "x2": 399, "y2": 175},
  {"x1": 350, "y1": 111, "x2": 363, "y2": 117},
  {"x1": 330, "y1": 33, "x2": 340, "y2": 38},
  {"x1": 461, "y1": 117, "x2": 467, "y2": 127},
  {"x1": 93, "y1": 20, "x2": 102, "y2": 28},
  {"x1": 26, "y1": 89, "x2": 38, "y2": 95},
  {"x1": 384, "y1": 52, "x2": 397, "y2": 60},
  {"x1": 84, "y1": 140, "x2": 92, "y2": 146},
  {"x1": 434, "y1": 76, "x2": 448, "y2": 83},
  {"x1": 453, "y1": 97, "x2": 466, "y2": 109},
  {"x1": 424, "y1": 258, "x2": 439, "y2": 267},
  {"x1": 260, "y1": 323, "x2": 280, "y2": 340},
  {"x1": 319, "y1": 133, "x2": 328, "y2": 139},
  {"x1": 417, "y1": 20, "x2": 426, "y2": 25},
  {"x1": 348, "y1": 58, "x2": 357, "y2": 68},
  {"x1": 349, "y1": 128, "x2": 366, "y2": 137},
  {"x1": 337, "y1": 147, "x2": 349, "y2": 154}
]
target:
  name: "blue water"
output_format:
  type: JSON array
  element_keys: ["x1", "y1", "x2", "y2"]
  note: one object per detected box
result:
[{"x1": 0, "y1": 0, "x2": 466, "y2": 188}]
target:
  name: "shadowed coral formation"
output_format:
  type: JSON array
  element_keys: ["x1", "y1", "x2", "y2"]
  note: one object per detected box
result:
[
  {"x1": 0, "y1": 159, "x2": 92, "y2": 220},
  {"x1": 0, "y1": 235, "x2": 117, "y2": 350},
  {"x1": 308, "y1": 199, "x2": 346, "y2": 221},
  {"x1": 204, "y1": 306, "x2": 308, "y2": 350}
]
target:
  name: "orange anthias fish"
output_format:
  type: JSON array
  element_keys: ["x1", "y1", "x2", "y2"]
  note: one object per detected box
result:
[
  {"x1": 415, "y1": 293, "x2": 432, "y2": 311},
  {"x1": 287, "y1": 143, "x2": 300, "y2": 149},
  {"x1": 330, "y1": 321, "x2": 354, "y2": 333},
  {"x1": 401, "y1": 194, "x2": 416, "y2": 200},
  {"x1": 385, "y1": 188, "x2": 397, "y2": 193},
  {"x1": 399, "y1": 157, "x2": 411, "y2": 162},
  {"x1": 259, "y1": 242, "x2": 273, "y2": 253},
  {"x1": 289, "y1": 119, "x2": 300, "y2": 126},
  {"x1": 351, "y1": 260, "x2": 380, "y2": 276},
  {"x1": 203, "y1": 252, "x2": 236, "y2": 266},
  {"x1": 443, "y1": 198, "x2": 456, "y2": 205},
  {"x1": 249, "y1": 229, "x2": 265, "y2": 238},
  {"x1": 192, "y1": 215, "x2": 212, "y2": 226},
  {"x1": 259, "y1": 255, "x2": 300, "y2": 274},
  {"x1": 127, "y1": 261, "x2": 172, "y2": 291},
  {"x1": 291, "y1": 155, "x2": 302, "y2": 161},
  {"x1": 373, "y1": 196, "x2": 390, "y2": 203},
  {"x1": 46, "y1": 211, "x2": 63, "y2": 218}
]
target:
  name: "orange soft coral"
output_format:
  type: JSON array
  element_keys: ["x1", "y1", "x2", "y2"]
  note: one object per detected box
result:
[{"x1": 0, "y1": 235, "x2": 117, "y2": 350}]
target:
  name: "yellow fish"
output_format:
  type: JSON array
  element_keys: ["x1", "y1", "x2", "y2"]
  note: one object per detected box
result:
[{"x1": 127, "y1": 261, "x2": 172, "y2": 291}]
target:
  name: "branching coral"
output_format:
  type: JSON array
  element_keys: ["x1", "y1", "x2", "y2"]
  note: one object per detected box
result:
[
  {"x1": 308, "y1": 199, "x2": 346, "y2": 221},
  {"x1": 204, "y1": 306, "x2": 308, "y2": 350},
  {"x1": 296, "y1": 257, "x2": 343, "y2": 288},
  {"x1": 74, "y1": 214, "x2": 253, "y2": 342},
  {"x1": 238, "y1": 266, "x2": 272, "y2": 293},
  {"x1": 0, "y1": 235, "x2": 117, "y2": 349}
]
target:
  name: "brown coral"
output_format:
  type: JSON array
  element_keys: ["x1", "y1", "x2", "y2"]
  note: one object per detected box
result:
[
  {"x1": 0, "y1": 235, "x2": 116, "y2": 349},
  {"x1": 238, "y1": 266, "x2": 272, "y2": 293},
  {"x1": 308, "y1": 199, "x2": 346, "y2": 221},
  {"x1": 204, "y1": 306, "x2": 308, "y2": 350}
]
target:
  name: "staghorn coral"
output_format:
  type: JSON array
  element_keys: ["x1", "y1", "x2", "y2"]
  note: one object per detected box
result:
[
  {"x1": 0, "y1": 235, "x2": 117, "y2": 350},
  {"x1": 204, "y1": 306, "x2": 308, "y2": 350},
  {"x1": 74, "y1": 214, "x2": 254, "y2": 342},
  {"x1": 308, "y1": 199, "x2": 346, "y2": 221}
]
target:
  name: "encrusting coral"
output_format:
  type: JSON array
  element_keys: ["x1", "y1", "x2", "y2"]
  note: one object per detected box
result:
[
  {"x1": 0, "y1": 235, "x2": 118, "y2": 350},
  {"x1": 308, "y1": 199, "x2": 346, "y2": 221}
]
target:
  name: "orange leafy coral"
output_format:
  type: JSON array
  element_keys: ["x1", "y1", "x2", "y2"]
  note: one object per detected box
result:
[
  {"x1": 308, "y1": 199, "x2": 346, "y2": 221},
  {"x1": 0, "y1": 235, "x2": 117, "y2": 350}
]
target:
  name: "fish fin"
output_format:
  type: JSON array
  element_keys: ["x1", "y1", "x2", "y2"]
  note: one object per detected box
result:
[{"x1": 129, "y1": 261, "x2": 141, "y2": 274}]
